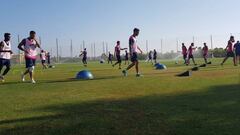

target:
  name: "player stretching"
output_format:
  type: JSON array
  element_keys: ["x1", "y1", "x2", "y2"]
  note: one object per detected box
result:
[
  {"x1": 112, "y1": 41, "x2": 127, "y2": 69},
  {"x1": 79, "y1": 48, "x2": 87, "y2": 67},
  {"x1": 202, "y1": 43, "x2": 209, "y2": 64},
  {"x1": 18, "y1": 31, "x2": 41, "y2": 84},
  {"x1": 186, "y1": 43, "x2": 197, "y2": 66},
  {"x1": 221, "y1": 36, "x2": 236, "y2": 66},
  {"x1": 0, "y1": 33, "x2": 13, "y2": 82},
  {"x1": 122, "y1": 28, "x2": 143, "y2": 77}
]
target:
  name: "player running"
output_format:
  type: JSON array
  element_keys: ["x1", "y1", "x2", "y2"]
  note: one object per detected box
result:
[
  {"x1": 186, "y1": 43, "x2": 197, "y2": 66},
  {"x1": 221, "y1": 36, "x2": 236, "y2": 66},
  {"x1": 153, "y1": 49, "x2": 157, "y2": 64},
  {"x1": 0, "y1": 33, "x2": 13, "y2": 82},
  {"x1": 202, "y1": 43, "x2": 209, "y2": 64},
  {"x1": 18, "y1": 31, "x2": 41, "y2": 84},
  {"x1": 40, "y1": 50, "x2": 48, "y2": 69},
  {"x1": 122, "y1": 28, "x2": 143, "y2": 77},
  {"x1": 234, "y1": 41, "x2": 240, "y2": 65},
  {"x1": 182, "y1": 43, "x2": 188, "y2": 64},
  {"x1": 124, "y1": 50, "x2": 129, "y2": 65},
  {"x1": 112, "y1": 41, "x2": 127, "y2": 69},
  {"x1": 79, "y1": 48, "x2": 87, "y2": 67}
]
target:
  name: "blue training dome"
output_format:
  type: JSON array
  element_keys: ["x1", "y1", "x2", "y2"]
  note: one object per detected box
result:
[
  {"x1": 154, "y1": 63, "x2": 161, "y2": 67},
  {"x1": 156, "y1": 64, "x2": 167, "y2": 70},
  {"x1": 76, "y1": 70, "x2": 94, "y2": 80}
]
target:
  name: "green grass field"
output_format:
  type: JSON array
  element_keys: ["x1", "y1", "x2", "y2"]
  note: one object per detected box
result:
[{"x1": 0, "y1": 58, "x2": 240, "y2": 135}]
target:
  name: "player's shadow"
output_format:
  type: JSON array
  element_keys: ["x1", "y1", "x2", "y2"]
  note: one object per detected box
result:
[{"x1": 0, "y1": 84, "x2": 240, "y2": 135}]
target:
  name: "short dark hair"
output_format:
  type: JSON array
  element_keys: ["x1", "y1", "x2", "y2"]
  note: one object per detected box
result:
[
  {"x1": 117, "y1": 41, "x2": 120, "y2": 44},
  {"x1": 230, "y1": 36, "x2": 234, "y2": 39},
  {"x1": 30, "y1": 31, "x2": 36, "y2": 35},
  {"x1": 4, "y1": 33, "x2": 11, "y2": 38},
  {"x1": 133, "y1": 28, "x2": 140, "y2": 32}
]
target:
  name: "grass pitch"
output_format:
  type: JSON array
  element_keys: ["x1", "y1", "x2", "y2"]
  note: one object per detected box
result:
[{"x1": 0, "y1": 58, "x2": 240, "y2": 135}]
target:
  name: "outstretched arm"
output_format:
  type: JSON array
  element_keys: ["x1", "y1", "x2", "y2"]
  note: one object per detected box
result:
[
  {"x1": 79, "y1": 51, "x2": 85, "y2": 57},
  {"x1": 120, "y1": 48, "x2": 127, "y2": 50}
]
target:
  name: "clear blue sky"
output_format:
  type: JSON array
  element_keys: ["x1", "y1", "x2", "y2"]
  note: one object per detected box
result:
[{"x1": 1, "y1": 0, "x2": 240, "y2": 56}]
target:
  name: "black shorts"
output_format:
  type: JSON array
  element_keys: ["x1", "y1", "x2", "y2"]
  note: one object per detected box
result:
[
  {"x1": 153, "y1": 56, "x2": 157, "y2": 60},
  {"x1": 116, "y1": 55, "x2": 121, "y2": 63},
  {"x1": 25, "y1": 58, "x2": 36, "y2": 68},
  {"x1": 125, "y1": 56, "x2": 129, "y2": 60},
  {"x1": 82, "y1": 57, "x2": 87, "y2": 61},
  {"x1": 188, "y1": 55, "x2": 194, "y2": 59},
  {"x1": 41, "y1": 60, "x2": 46, "y2": 64},
  {"x1": 236, "y1": 51, "x2": 240, "y2": 56},
  {"x1": 0, "y1": 58, "x2": 11, "y2": 67},
  {"x1": 131, "y1": 53, "x2": 138, "y2": 62},
  {"x1": 227, "y1": 52, "x2": 234, "y2": 57}
]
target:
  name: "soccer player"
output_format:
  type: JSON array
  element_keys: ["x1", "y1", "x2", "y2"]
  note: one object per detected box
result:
[
  {"x1": 234, "y1": 41, "x2": 240, "y2": 65},
  {"x1": 202, "y1": 43, "x2": 209, "y2": 64},
  {"x1": 153, "y1": 49, "x2": 157, "y2": 64},
  {"x1": 124, "y1": 50, "x2": 129, "y2": 65},
  {"x1": 122, "y1": 28, "x2": 143, "y2": 77},
  {"x1": 79, "y1": 48, "x2": 88, "y2": 67},
  {"x1": 40, "y1": 50, "x2": 48, "y2": 69},
  {"x1": 18, "y1": 31, "x2": 41, "y2": 84},
  {"x1": 46, "y1": 52, "x2": 51, "y2": 66},
  {"x1": 112, "y1": 41, "x2": 127, "y2": 69},
  {"x1": 108, "y1": 52, "x2": 113, "y2": 64},
  {"x1": 0, "y1": 33, "x2": 13, "y2": 82},
  {"x1": 182, "y1": 43, "x2": 187, "y2": 64},
  {"x1": 221, "y1": 36, "x2": 236, "y2": 66},
  {"x1": 186, "y1": 43, "x2": 197, "y2": 66},
  {"x1": 147, "y1": 50, "x2": 153, "y2": 65}
]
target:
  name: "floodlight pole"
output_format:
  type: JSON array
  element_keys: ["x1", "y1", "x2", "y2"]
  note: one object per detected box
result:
[
  {"x1": 176, "y1": 38, "x2": 179, "y2": 53},
  {"x1": 102, "y1": 42, "x2": 105, "y2": 54},
  {"x1": 146, "y1": 40, "x2": 149, "y2": 53},
  {"x1": 91, "y1": 43, "x2": 93, "y2": 60},
  {"x1": 17, "y1": 35, "x2": 21, "y2": 64},
  {"x1": 70, "y1": 39, "x2": 73, "y2": 59},
  {"x1": 161, "y1": 39, "x2": 163, "y2": 54},
  {"x1": 56, "y1": 38, "x2": 59, "y2": 63},
  {"x1": 83, "y1": 40, "x2": 85, "y2": 50},
  {"x1": 106, "y1": 42, "x2": 108, "y2": 54},
  {"x1": 39, "y1": 36, "x2": 42, "y2": 46},
  {"x1": 94, "y1": 42, "x2": 96, "y2": 60},
  {"x1": 210, "y1": 35, "x2": 214, "y2": 58}
]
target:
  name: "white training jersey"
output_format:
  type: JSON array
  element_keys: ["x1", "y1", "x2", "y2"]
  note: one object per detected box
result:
[
  {"x1": 40, "y1": 52, "x2": 46, "y2": 60},
  {"x1": 129, "y1": 36, "x2": 138, "y2": 53},
  {"x1": 24, "y1": 38, "x2": 38, "y2": 59},
  {"x1": 0, "y1": 41, "x2": 12, "y2": 60}
]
